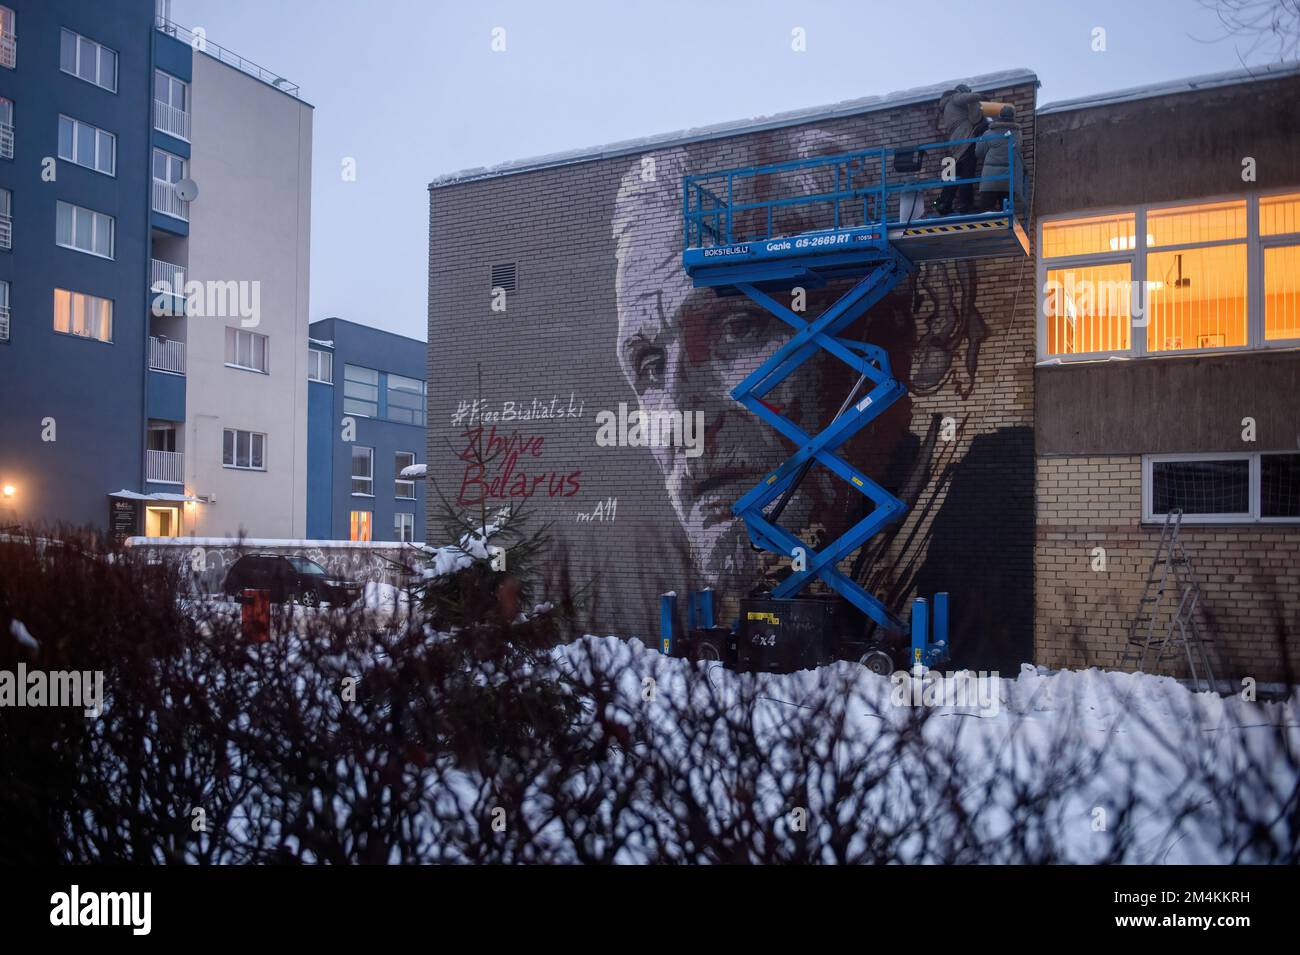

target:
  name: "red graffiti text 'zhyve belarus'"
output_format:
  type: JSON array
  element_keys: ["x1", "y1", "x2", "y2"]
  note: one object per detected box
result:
[{"x1": 456, "y1": 425, "x2": 582, "y2": 505}]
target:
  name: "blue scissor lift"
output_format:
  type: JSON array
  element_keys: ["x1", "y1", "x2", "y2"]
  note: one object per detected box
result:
[{"x1": 658, "y1": 134, "x2": 1029, "y2": 674}]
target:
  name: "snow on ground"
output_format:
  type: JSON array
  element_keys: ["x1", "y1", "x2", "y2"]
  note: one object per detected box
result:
[{"x1": 543, "y1": 636, "x2": 1299, "y2": 864}]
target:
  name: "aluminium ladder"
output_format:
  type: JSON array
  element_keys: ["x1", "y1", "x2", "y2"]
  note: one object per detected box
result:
[{"x1": 1121, "y1": 508, "x2": 1224, "y2": 693}]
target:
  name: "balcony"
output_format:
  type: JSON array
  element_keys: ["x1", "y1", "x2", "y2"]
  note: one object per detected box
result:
[
  {"x1": 0, "y1": 211, "x2": 10, "y2": 250},
  {"x1": 146, "y1": 449, "x2": 184, "y2": 485},
  {"x1": 153, "y1": 99, "x2": 190, "y2": 141},
  {"x1": 150, "y1": 258, "x2": 187, "y2": 313},
  {"x1": 0, "y1": 304, "x2": 9, "y2": 342},
  {"x1": 149, "y1": 336, "x2": 185, "y2": 374},
  {"x1": 152, "y1": 178, "x2": 188, "y2": 221},
  {"x1": 0, "y1": 34, "x2": 14, "y2": 70},
  {"x1": 0, "y1": 121, "x2": 11, "y2": 160}
]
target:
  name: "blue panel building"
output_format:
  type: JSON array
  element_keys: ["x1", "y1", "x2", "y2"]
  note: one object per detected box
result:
[
  {"x1": 306, "y1": 318, "x2": 427, "y2": 542},
  {"x1": 0, "y1": 0, "x2": 156, "y2": 533},
  {"x1": 0, "y1": 0, "x2": 313, "y2": 541}
]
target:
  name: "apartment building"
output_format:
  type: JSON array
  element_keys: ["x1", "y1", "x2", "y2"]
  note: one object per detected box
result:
[
  {"x1": 0, "y1": 0, "x2": 313, "y2": 541},
  {"x1": 306, "y1": 318, "x2": 428, "y2": 543}
]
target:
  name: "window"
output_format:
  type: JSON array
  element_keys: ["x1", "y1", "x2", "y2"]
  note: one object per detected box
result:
[
  {"x1": 350, "y1": 511, "x2": 373, "y2": 542},
  {"x1": 224, "y1": 327, "x2": 269, "y2": 373},
  {"x1": 1044, "y1": 262, "x2": 1132, "y2": 355},
  {"x1": 1264, "y1": 245, "x2": 1300, "y2": 341},
  {"x1": 0, "y1": 97, "x2": 12, "y2": 160},
  {"x1": 1260, "y1": 192, "x2": 1300, "y2": 237},
  {"x1": 53, "y1": 288, "x2": 112, "y2": 342},
  {"x1": 386, "y1": 374, "x2": 426, "y2": 426},
  {"x1": 1262, "y1": 193, "x2": 1300, "y2": 342},
  {"x1": 59, "y1": 115, "x2": 116, "y2": 175},
  {"x1": 308, "y1": 348, "x2": 333, "y2": 383},
  {"x1": 147, "y1": 427, "x2": 177, "y2": 452},
  {"x1": 1040, "y1": 194, "x2": 1296, "y2": 359},
  {"x1": 351, "y1": 446, "x2": 374, "y2": 496},
  {"x1": 1145, "y1": 201, "x2": 1247, "y2": 353},
  {"x1": 60, "y1": 29, "x2": 117, "y2": 93},
  {"x1": 222, "y1": 429, "x2": 266, "y2": 470},
  {"x1": 1143, "y1": 453, "x2": 1300, "y2": 524},
  {"x1": 152, "y1": 149, "x2": 188, "y2": 219},
  {"x1": 153, "y1": 148, "x2": 185, "y2": 183},
  {"x1": 0, "y1": 279, "x2": 9, "y2": 343},
  {"x1": 395, "y1": 451, "x2": 416, "y2": 498},
  {"x1": 343, "y1": 364, "x2": 379, "y2": 417},
  {"x1": 394, "y1": 513, "x2": 415, "y2": 542},
  {"x1": 1261, "y1": 454, "x2": 1300, "y2": 519},
  {"x1": 1, "y1": 6, "x2": 16, "y2": 70},
  {"x1": 56, "y1": 201, "x2": 114, "y2": 259},
  {"x1": 154, "y1": 70, "x2": 189, "y2": 139},
  {"x1": 154, "y1": 70, "x2": 187, "y2": 110},
  {"x1": 1041, "y1": 212, "x2": 1137, "y2": 259}
]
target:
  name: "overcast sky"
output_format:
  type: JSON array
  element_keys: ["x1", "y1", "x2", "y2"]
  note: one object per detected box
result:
[{"x1": 167, "y1": 0, "x2": 1283, "y2": 341}]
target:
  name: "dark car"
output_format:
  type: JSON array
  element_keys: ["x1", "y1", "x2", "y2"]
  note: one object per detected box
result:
[{"x1": 222, "y1": 554, "x2": 362, "y2": 608}]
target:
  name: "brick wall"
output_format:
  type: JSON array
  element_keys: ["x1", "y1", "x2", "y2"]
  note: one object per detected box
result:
[
  {"x1": 428, "y1": 79, "x2": 1040, "y2": 668},
  {"x1": 1035, "y1": 455, "x2": 1300, "y2": 682}
]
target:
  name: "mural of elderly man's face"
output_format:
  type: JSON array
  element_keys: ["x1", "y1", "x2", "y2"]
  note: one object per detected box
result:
[
  {"x1": 611, "y1": 133, "x2": 873, "y2": 594},
  {"x1": 617, "y1": 268, "x2": 834, "y2": 594},
  {"x1": 609, "y1": 127, "x2": 989, "y2": 604}
]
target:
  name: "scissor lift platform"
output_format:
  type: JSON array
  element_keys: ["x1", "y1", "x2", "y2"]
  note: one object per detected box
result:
[
  {"x1": 662, "y1": 135, "x2": 1029, "y2": 671},
  {"x1": 682, "y1": 137, "x2": 1029, "y2": 289}
]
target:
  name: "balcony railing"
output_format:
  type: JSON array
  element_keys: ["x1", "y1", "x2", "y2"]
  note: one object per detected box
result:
[
  {"x1": 146, "y1": 449, "x2": 184, "y2": 485},
  {"x1": 151, "y1": 257, "x2": 185, "y2": 293},
  {"x1": 0, "y1": 122, "x2": 12, "y2": 160},
  {"x1": 0, "y1": 304, "x2": 9, "y2": 342},
  {"x1": 152, "y1": 179, "x2": 189, "y2": 221},
  {"x1": 0, "y1": 212, "x2": 11, "y2": 250},
  {"x1": 149, "y1": 336, "x2": 185, "y2": 374},
  {"x1": 155, "y1": 16, "x2": 299, "y2": 97},
  {"x1": 0, "y1": 34, "x2": 15, "y2": 70},
  {"x1": 153, "y1": 99, "x2": 190, "y2": 141}
]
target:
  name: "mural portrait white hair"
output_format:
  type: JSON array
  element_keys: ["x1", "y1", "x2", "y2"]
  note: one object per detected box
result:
[{"x1": 610, "y1": 129, "x2": 866, "y2": 600}]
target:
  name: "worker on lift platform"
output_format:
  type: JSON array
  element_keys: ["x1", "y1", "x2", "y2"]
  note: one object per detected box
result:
[
  {"x1": 932, "y1": 83, "x2": 988, "y2": 216},
  {"x1": 975, "y1": 105, "x2": 1023, "y2": 212}
]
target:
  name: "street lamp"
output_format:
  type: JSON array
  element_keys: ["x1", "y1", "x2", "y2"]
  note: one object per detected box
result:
[{"x1": 0, "y1": 483, "x2": 16, "y2": 534}]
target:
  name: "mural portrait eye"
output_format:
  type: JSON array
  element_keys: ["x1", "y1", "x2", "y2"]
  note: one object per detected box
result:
[
  {"x1": 719, "y1": 309, "x2": 771, "y2": 351},
  {"x1": 635, "y1": 347, "x2": 666, "y2": 389}
]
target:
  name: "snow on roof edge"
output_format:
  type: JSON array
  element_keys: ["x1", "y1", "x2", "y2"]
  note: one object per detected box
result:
[
  {"x1": 1038, "y1": 59, "x2": 1300, "y2": 116},
  {"x1": 429, "y1": 68, "x2": 1038, "y2": 189}
]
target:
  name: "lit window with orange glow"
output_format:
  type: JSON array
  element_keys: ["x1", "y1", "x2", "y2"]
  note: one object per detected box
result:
[
  {"x1": 1262, "y1": 194, "x2": 1300, "y2": 342},
  {"x1": 1044, "y1": 263, "x2": 1132, "y2": 355},
  {"x1": 1144, "y1": 201, "x2": 1247, "y2": 353},
  {"x1": 349, "y1": 510, "x2": 372, "y2": 542},
  {"x1": 1041, "y1": 213, "x2": 1136, "y2": 258}
]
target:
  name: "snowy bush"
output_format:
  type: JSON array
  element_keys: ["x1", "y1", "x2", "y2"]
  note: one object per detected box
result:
[{"x1": 0, "y1": 530, "x2": 1296, "y2": 864}]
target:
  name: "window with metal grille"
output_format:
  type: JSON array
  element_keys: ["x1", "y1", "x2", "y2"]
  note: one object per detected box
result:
[
  {"x1": 1143, "y1": 453, "x2": 1300, "y2": 523},
  {"x1": 491, "y1": 262, "x2": 517, "y2": 292}
]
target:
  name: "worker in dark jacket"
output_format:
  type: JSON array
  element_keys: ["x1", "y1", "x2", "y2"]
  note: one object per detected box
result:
[
  {"x1": 932, "y1": 84, "x2": 985, "y2": 215},
  {"x1": 975, "y1": 105, "x2": 1022, "y2": 212}
]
